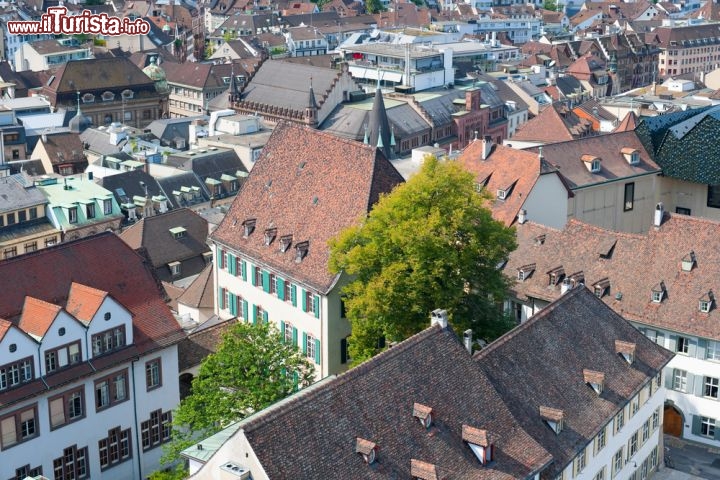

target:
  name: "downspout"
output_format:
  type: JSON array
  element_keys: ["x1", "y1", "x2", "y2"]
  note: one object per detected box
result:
[{"x1": 131, "y1": 357, "x2": 143, "y2": 480}]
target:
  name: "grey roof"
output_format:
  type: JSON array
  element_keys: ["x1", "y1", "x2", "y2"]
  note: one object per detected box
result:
[
  {"x1": 99, "y1": 169, "x2": 164, "y2": 207},
  {"x1": 240, "y1": 61, "x2": 341, "y2": 112},
  {"x1": 555, "y1": 76, "x2": 584, "y2": 97},
  {"x1": 147, "y1": 116, "x2": 207, "y2": 145},
  {"x1": 320, "y1": 100, "x2": 430, "y2": 143},
  {"x1": 156, "y1": 172, "x2": 211, "y2": 208},
  {"x1": 165, "y1": 148, "x2": 247, "y2": 182},
  {"x1": 8, "y1": 160, "x2": 48, "y2": 177},
  {"x1": 79, "y1": 128, "x2": 125, "y2": 156},
  {"x1": 0, "y1": 174, "x2": 47, "y2": 214}
]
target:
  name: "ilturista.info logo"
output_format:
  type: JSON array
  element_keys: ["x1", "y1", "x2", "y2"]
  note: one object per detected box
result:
[{"x1": 7, "y1": 7, "x2": 151, "y2": 35}]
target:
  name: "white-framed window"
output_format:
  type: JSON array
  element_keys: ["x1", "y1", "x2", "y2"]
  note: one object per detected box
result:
[
  {"x1": 650, "y1": 446, "x2": 658, "y2": 469},
  {"x1": 574, "y1": 448, "x2": 587, "y2": 476},
  {"x1": 701, "y1": 416, "x2": 716, "y2": 437},
  {"x1": 704, "y1": 376, "x2": 719, "y2": 399},
  {"x1": 103, "y1": 199, "x2": 113, "y2": 215},
  {"x1": 630, "y1": 395, "x2": 640, "y2": 417},
  {"x1": 306, "y1": 335, "x2": 316, "y2": 360},
  {"x1": 612, "y1": 447, "x2": 624, "y2": 477},
  {"x1": 628, "y1": 431, "x2": 639, "y2": 458},
  {"x1": 284, "y1": 322, "x2": 293, "y2": 345},
  {"x1": 707, "y1": 340, "x2": 720, "y2": 361},
  {"x1": 614, "y1": 409, "x2": 625, "y2": 433},
  {"x1": 642, "y1": 420, "x2": 650, "y2": 444},
  {"x1": 68, "y1": 207, "x2": 78, "y2": 224},
  {"x1": 673, "y1": 369, "x2": 688, "y2": 392},
  {"x1": 595, "y1": 425, "x2": 607, "y2": 453},
  {"x1": 652, "y1": 408, "x2": 660, "y2": 431},
  {"x1": 677, "y1": 336, "x2": 690, "y2": 354},
  {"x1": 593, "y1": 466, "x2": 606, "y2": 480},
  {"x1": 700, "y1": 300, "x2": 711, "y2": 313},
  {"x1": 651, "y1": 291, "x2": 662, "y2": 303},
  {"x1": 591, "y1": 159, "x2": 601, "y2": 172}
]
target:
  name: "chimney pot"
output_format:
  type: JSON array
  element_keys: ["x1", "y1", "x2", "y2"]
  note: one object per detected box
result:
[
  {"x1": 518, "y1": 209, "x2": 527, "y2": 224},
  {"x1": 654, "y1": 202, "x2": 664, "y2": 227},
  {"x1": 481, "y1": 136, "x2": 493, "y2": 160},
  {"x1": 430, "y1": 309, "x2": 448, "y2": 329},
  {"x1": 463, "y1": 329, "x2": 473, "y2": 354}
]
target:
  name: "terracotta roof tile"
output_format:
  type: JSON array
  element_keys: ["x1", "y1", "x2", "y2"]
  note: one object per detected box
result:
[
  {"x1": 614, "y1": 111, "x2": 638, "y2": 132},
  {"x1": 18, "y1": 296, "x2": 61, "y2": 339},
  {"x1": 177, "y1": 263, "x2": 214, "y2": 309},
  {"x1": 210, "y1": 122, "x2": 404, "y2": 293},
  {"x1": 510, "y1": 104, "x2": 591, "y2": 144},
  {"x1": 0, "y1": 318, "x2": 13, "y2": 342},
  {"x1": 462, "y1": 425, "x2": 490, "y2": 447},
  {"x1": 410, "y1": 459, "x2": 439, "y2": 480},
  {"x1": 177, "y1": 318, "x2": 234, "y2": 371},
  {"x1": 38, "y1": 132, "x2": 88, "y2": 168},
  {"x1": 65, "y1": 282, "x2": 108, "y2": 324}
]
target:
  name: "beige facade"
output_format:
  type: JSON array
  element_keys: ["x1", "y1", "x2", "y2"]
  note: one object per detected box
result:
[
  {"x1": 0, "y1": 204, "x2": 60, "y2": 260},
  {"x1": 658, "y1": 176, "x2": 720, "y2": 220}
]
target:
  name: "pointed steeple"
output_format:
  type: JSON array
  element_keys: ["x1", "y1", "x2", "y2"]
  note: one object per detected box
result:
[
  {"x1": 390, "y1": 124, "x2": 396, "y2": 147},
  {"x1": 304, "y1": 76, "x2": 319, "y2": 127},
  {"x1": 367, "y1": 85, "x2": 393, "y2": 159},
  {"x1": 228, "y1": 63, "x2": 241, "y2": 105},
  {"x1": 308, "y1": 76, "x2": 318, "y2": 111},
  {"x1": 69, "y1": 90, "x2": 90, "y2": 133}
]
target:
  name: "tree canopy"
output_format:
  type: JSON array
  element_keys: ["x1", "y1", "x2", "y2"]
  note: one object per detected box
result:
[
  {"x1": 159, "y1": 321, "x2": 315, "y2": 473},
  {"x1": 329, "y1": 155, "x2": 517, "y2": 364},
  {"x1": 365, "y1": 0, "x2": 386, "y2": 14}
]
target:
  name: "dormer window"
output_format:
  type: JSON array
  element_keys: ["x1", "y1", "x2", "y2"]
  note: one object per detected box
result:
[
  {"x1": 699, "y1": 291, "x2": 714, "y2": 313},
  {"x1": 411, "y1": 459, "x2": 439, "y2": 480},
  {"x1": 355, "y1": 438, "x2": 378, "y2": 465},
  {"x1": 413, "y1": 403, "x2": 433, "y2": 429},
  {"x1": 534, "y1": 234, "x2": 546, "y2": 246},
  {"x1": 101, "y1": 91, "x2": 115, "y2": 102},
  {"x1": 242, "y1": 219, "x2": 256, "y2": 237},
  {"x1": 593, "y1": 278, "x2": 610, "y2": 298},
  {"x1": 462, "y1": 425, "x2": 494, "y2": 465},
  {"x1": 582, "y1": 155, "x2": 601, "y2": 173},
  {"x1": 622, "y1": 147, "x2": 640, "y2": 165},
  {"x1": 539, "y1": 406, "x2": 564, "y2": 434},
  {"x1": 517, "y1": 263, "x2": 536, "y2": 281},
  {"x1": 497, "y1": 189, "x2": 507, "y2": 200},
  {"x1": 681, "y1": 251, "x2": 696, "y2": 272},
  {"x1": 651, "y1": 281, "x2": 666, "y2": 303},
  {"x1": 82, "y1": 93, "x2": 95, "y2": 103},
  {"x1": 547, "y1": 266, "x2": 565, "y2": 286},
  {"x1": 264, "y1": 228, "x2": 277, "y2": 246},
  {"x1": 615, "y1": 340, "x2": 636, "y2": 365},
  {"x1": 169, "y1": 226, "x2": 186, "y2": 239},
  {"x1": 583, "y1": 369, "x2": 605, "y2": 395},
  {"x1": 279, "y1": 234, "x2": 293, "y2": 252},
  {"x1": 295, "y1": 241, "x2": 309, "y2": 263}
]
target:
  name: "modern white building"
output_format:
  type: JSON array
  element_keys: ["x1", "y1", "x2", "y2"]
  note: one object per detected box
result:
[{"x1": 0, "y1": 233, "x2": 185, "y2": 480}]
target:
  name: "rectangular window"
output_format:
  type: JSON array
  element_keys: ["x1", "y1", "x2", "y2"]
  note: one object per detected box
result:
[
  {"x1": 94, "y1": 369, "x2": 128, "y2": 411},
  {"x1": 45, "y1": 236, "x2": 58, "y2": 247},
  {"x1": 91, "y1": 326, "x2": 126, "y2": 356},
  {"x1": 68, "y1": 207, "x2": 78, "y2": 224},
  {"x1": 18, "y1": 210, "x2": 26, "y2": 223},
  {"x1": 140, "y1": 409, "x2": 172, "y2": 451},
  {"x1": 0, "y1": 405, "x2": 38, "y2": 449},
  {"x1": 595, "y1": 425, "x2": 607, "y2": 453},
  {"x1": 270, "y1": 273, "x2": 277, "y2": 295},
  {"x1": 254, "y1": 266, "x2": 262, "y2": 288},
  {"x1": 306, "y1": 334, "x2": 316, "y2": 360},
  {"x1": 0, "y1": 357, "x2": 34, "y2": 391},
  {"x1": 24, "y1": 241, "x2": 37, "y2": 253},
  {"x1": 628, "y1": 431, "x2": 639, "y2": 458},
  {"x1": 29, "y1": 207, "x2": 37, "y2": 219},
  {"x1": 624, "y1": 182, "x2": 635, "y2": 211},
  {"x1": 574, "y1": 448, "x2": 587, "y2": 476},
  {"x1": 11, "y1": 465, "x2": 43, "y2": 480},
  {"x1": 704, "y1": 377, "x2": 719, "y2": 398},
  {"x1": 6, "y1": 212, "x2": 15, "y2": 225},
  {"x1": 613, "y1": 448, "x2": 624, "y2": 477},
  {"x1": 701, "y1": 417, "x2": 716, "y2": 437},
  {"x1": 677, "y1": 336, "x2": 690, "y2": 354},
  {"x1": 614, "y1": 409, "x2": 625, "y2": 434},
  {"x1": 673, "y1": 369, "x2": 688, "y2": 392},
  {"x1": 103, "y1": 199, "x2": 113, "y2": 215},
  {"x1": 49, "y1": 387, "x2": 85, "y2": 429},
  {"x1": 284, "y1": 322, "x2": 294, "y2": 344},
  {"x1": 145, "y1": 359, "x2": 162, "y2": 391},
  {"x1": 593, "y1": 467, "x2": 606, "y2": 480},
  {"x1": 86, "y1": 203, "x2": 95, "y2": 219},
  {"x1": 708, "y1": 184, "x2": 720, "y2": 208},
  {"x1": 708, "y1": 340, "x2": 720, "y2": 361},
  {"x1": 630, "y1": 395, "x2": 640, "y2": 417},
  {"x1": 3, "y1": 246, "x2": 17, "y2": 259},
  {"x1": 53, "y1": 445, "x2": 89, "y2": 480},
  {"x1": 99, "y1": 426, "x2": 132, "y2": 470},
  {"x1": 284, "y1": 281, "x2": 292, "y2": 303},
  {"x1": 652, "y1": 408, "x2": 660, "y2": 430},
  {"x1": 642, "y1": 419, "x2": 650, "y2": 444},
  {"x1": 44, "y1": 341, "x2": 82, "y2": 374}
]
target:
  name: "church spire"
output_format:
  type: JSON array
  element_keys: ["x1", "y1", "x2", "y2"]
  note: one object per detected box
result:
[
  {"x1": 229, "y1": 63, "x2": 241, "y2": 105},
  {"x1": 304, "y1": 76, "x2": 318, "y2": 127},
  {"x1": 367, "y1": 85, "x2": 393, "y2": 159}
]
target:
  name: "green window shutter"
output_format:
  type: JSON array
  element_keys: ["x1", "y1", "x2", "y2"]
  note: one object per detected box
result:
[
  {"x1": 242, "y1": 300, "x2": 248, "y2": 322},
  {"x1": 229, "y1": 293, "x2": 237, "y2": 316},
  {"x1": 315, "y1": 338, "x2": 321, "y2": 365},
  {"x1": 252, "y1": 304, "x2": 258, "y2": 324},
  {"x1": 262, "y1": 311, "x2": 269, "y2": 324},
  {"x1": 692, "y1": 415, "x2": 702, "y2": 435},
  {"x1": 218, "y1": 287, "x2": 225, "y2": 309},
  {"x1": 280, "y1": 321, "x2": 286, "y2": 342},
  {"x1": 277, "y1": 278, "x2": 285, "y2": 300},
  {"x1": 262, "y1": 270, "x2": 270, "y2": 293},
  {"x1": 292, "y1": 370, "x2": 299, "y2": 391},
  {"x1": 313, "y1": 295, "x2": 320, "y2": 319},
  {"x1": 693, "y1": 374, "x2": 704, "y2": 397},
  {"x1": 291, "y1": 284, "x2": 297, "y2": 307},
  {"x1": 668, "y1": 335, "x2": 678, "y2": 352},
  {"x1": 228, "y1": 254, "x2": 235, "y2": 275},
  {"x1": 241, "y1": 260, "x2": 247, "y2": 281},
  {"x1": 697, "y1": 339, "x2": 707, "y2": 360},
  {"x1": 688, "y1": 338, "x2": 697, "y2": 357},
  {"x1": 301, "y1": 289, "x2": 307, "y2": 312},
  {"x1": 664, "y1": 368, "x2": 674, "y2": 389},
  {"x1": 292, "y1": 327, "x2": 298, "y2": 346},
  {"x1": 251, "y1": 266, "x2": 257, "y2": 286},
  {"x1": 302, "y1": 332, "x2": 307, "y2": 354}
]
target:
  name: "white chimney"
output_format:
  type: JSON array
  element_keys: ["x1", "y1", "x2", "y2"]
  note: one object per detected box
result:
[
  {"x1": 430, "y1": 309, "x2": 448, "y2": 329},
  {"x1": 481, "y1": 135, "x2": 493, "y2": 160},
  {"x1": 560, "y1": 278, "x2": 572, "y2": 295},
  {"x1": 518, "y1": 209, "x2": 527, "y2": 224},
  {"x1": 654, "y1": 202, "x2": 664, "y2": 227},
  {"x1": 463, "y1": 329, "x2": 473, "y2": 354}
]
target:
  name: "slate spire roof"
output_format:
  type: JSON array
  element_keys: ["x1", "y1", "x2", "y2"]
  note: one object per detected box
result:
[{"x1": 368, "y1": 85, "x2": 394, "y2": 160}]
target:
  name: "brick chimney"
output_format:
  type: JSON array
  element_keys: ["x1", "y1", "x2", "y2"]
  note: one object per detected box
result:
[{"x1": 466, "y1": 88, "x2": 481, "y2": 111}]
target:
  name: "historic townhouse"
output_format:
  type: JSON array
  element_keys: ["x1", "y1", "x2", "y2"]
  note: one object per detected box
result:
[
  {"x1": 503, "y1": 212, "x2": 720, "y2": 448},
  {"x1": 0, "y1": 233, "x2": 185, "y2": 480},
  {"x1": 210, "y1": 122, "x2": 404, "y2": 379},
  {"x1": 183, "y1": 283, "x2": 671, "y2": 480}
]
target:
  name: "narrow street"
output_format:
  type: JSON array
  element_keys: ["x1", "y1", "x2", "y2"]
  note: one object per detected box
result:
[{"x1": 663, "y1": 435, "x2": 720, "y2": 480}]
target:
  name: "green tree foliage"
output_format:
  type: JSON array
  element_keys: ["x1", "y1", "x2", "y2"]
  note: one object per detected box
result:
[
  {"x1": 365, "y1": 0, "x2": 386, "y2": 14},
  {"x1": 160, "y1": 322, "x2": 315, "y2": 470},
  {"x1": 543, "y1": 0, "x2": 558, "y2": 10},
  {"x1": 329, "y1": 156, "x2": 517, "y2": 364}
]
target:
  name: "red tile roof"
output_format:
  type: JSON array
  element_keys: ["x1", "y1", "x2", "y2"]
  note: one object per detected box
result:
[
  {"x1": 0, "y1": 318, "x2": 12, "y2": 342},
  {"x1": 65, "y1": 282, "x2": 108, "y2": 324},
  {"x1": 510, "y1": 103, "x2": 591, "y2": 144},
  {"x1": 210, "y1": 122, "x2": 405, "y2": 293},
  {"x1": 18, "y1": 296, "x2": 61, "y2": 339},
  {"x1": 614, "y1": 111, "x2": 639, "y2": 132}
]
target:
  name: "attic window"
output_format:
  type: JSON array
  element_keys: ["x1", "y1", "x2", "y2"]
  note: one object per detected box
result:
[
  {"x1": 101, "y1": 91, "x2": 115, "y2": 102},
  {"x1": 497, "y1": 189, "x2": 507, "y2": 200},
  {"x1": 264, "y1": 228, "x2": 277, "y2": 246},
  {"x1": 242, "y1": 219, "x2": 256, "y2": 237},
  {"x1": 567, "y1": 271, "x2": 584, "y2": 287},
  {"x1": 539, "y1": 406, "x2": 564, "y2": 434},
  {"x1": 295, "y1": 241, "x2": 309, "y2": 262},
  {"x1": 279, "y1": 234, "x2": 293, "y2": 252},
  {"x1": 651, "y1": 281, "x2": 666, "y2": 303},
  {"x1": 534, "y1": 234, "x2": 546, "y2": 246},
  {"x1": 547, "y1": 266, "x2": 565, "y2": 286},
  {"x1": 121, "y1": 89, "x2": 134, "y2": 99},
  {"x1": 410, "y1": 459, "x2": 439, "y2": 480},
  {"x1": 82, "y1": 93, "x2": 95, "y2": 103},
  {"x1": 621, "y1": 148, "x2": 640, "y2": 165},
  {"x1": 517, "y1": 263, "x2": 536, "y2": 281},
  {"x1": 615, "y1": 340, "x2": 636, "y2": 365},
  {"x1": 583, "y1": 369, "x2": 605, "y2": 395},
  {"x1": 699, "y1": 291, "x2": 714, "y2": 313},
  {"x1": 593, "y1": 278, "x2": 610, "y2": 298},
  {"x1": 168, "y1": 261, "x2": 181, "y2": 276},
  {"x1": 355, "y1": 438, "x2": 378, "y2": 465},
  {"x1": 681, "y1": 251, "x2": 696, "y2": 272},
  {"x1": 413, "y1": 403, "x2": 433, "y2": 429},
  {"x1": 582, "y1": 155, "x2": 601, "y2": 173},
  {"x1": 462, "y1": 425, "x2": 494, "y2": 465},
  {"x1": 169, "y1": 226, "x2": 187, "y2": 239}
]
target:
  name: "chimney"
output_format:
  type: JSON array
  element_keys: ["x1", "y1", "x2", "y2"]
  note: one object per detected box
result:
[
  {"x1": 42, "y1": 132, "x2": 48, "y2": 143},
  {"x1": 463, "y1": 329, "x2": 473, "y2": 354},
  {"x1": 430, "y1": 309, "x2": 448, "y2": 329},
  {"x1": 518, "y1": 209, "x2": 527, "y2": 224},
  {"x1": 481, "y1": 135, "x2": 493, "y2": 160},
  {"x1": 653, "y1": 202, "x2": 664, "y2": 227}
]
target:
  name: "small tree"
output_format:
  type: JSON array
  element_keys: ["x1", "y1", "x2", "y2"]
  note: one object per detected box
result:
[
  {"x1": 543, "y1": 0, "x2": 558, "y2": 11},
  {"x1": 159, "y1": 322, "x2": 315, "y2": 473},
  {"x1": 329, "y1": 156, "x2": 517, "y2": 364},
  {"x1": 365, "y1": 0, "x2": 386, "y2": 14}
]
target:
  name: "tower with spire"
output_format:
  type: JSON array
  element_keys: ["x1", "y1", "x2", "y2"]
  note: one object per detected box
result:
[
  {"x1": 304, "y1": 77, "x2": 319, "y2": 127},
  {"x1": 69, "y1": 91, "x2": 90, "y2": 133},
  {"x1": 365, "y1": 83, "x2": 394, "y2": 159},
  {"x1": 228, "y1": 63, "x2": 242, "y2": 105}
]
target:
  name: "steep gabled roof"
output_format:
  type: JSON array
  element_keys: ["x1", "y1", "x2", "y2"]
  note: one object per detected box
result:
[
  {"x1": 65, "y1": 282, "x2": 109, "y2": 324},
  {"x1": 177, "y1": 263, "x2": 215, "y2": 309},
  {"x1": 474, "y1": 287, "x2": 673, "y2": 478},
  {"x1": 43, "y1": 57, "x2": 156, "y2": 94},
  {"x1": 614, "y1": 110, "x2": 638, "y2": 132},
  {"x1": 210, "y1": 122, "x2": 404, "y2": 293},
  {"x1": 511, "y1": 103, "x2": 591, "y2": 144},
  {"x1": 18, "y1": 296, "x2": 61, "y2": 339}
]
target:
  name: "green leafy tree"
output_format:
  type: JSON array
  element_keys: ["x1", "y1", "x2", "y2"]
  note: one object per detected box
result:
[
  {"x1": 329, "y1": 156, "x2": 517, "y2": 364},
  {"x1": 159, "y1": 322, "x2": 315, "y2": 472},
  {"x1": 365, "y1": 0, "x2": 386, "y2": 14},
  {"x1": 543, "y1": 0, "x2": 558, "y2": 10}
]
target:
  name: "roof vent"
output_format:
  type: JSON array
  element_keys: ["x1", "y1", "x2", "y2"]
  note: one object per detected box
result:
[
  {"x1": 279, "y1": 234, "x2": 293, "y2": 252},
  {"x1": 517, "y1": 208, "x2": 527, "y2": 224},
  {"x1": 355, "y1": 437, "x2": 378, "y2": 465},
  {"x1": 462, "y1": 425, "x2": 494, "y2": 465},
  {"x1": 653, "y1": 202, "x2": 665, "y2": 227},
  {"x1": 264, "y1": 228, "x2": 277, "y2": 246},
  {"x1": 430, "y1": 309, "x2": 448, "y2": 329},
  {"x1": 410, "y1": 459, "x2": 440, "y2": 480},
  {"x1": 539, "y1": 406, "x2": 564, "y2": 434},
  {"x1": 700, "y1": 291, "x2": 714, "y2": 313},
  {"x1": 615, "y1": 340, "x2": 636, "y2": 365},
  {"x1": 219, "y1": 461, "x2": 251, "y2": 479},
  {"x1": 681, "y1": 251, "x2": 696, "y2": 272},
  {"x1": 583, "y1": 369, "x2": 605, "y2": 395},
  {"x1": 413, "y1": 403, "x2": 433, "y2": 429},
  {"x1": 295, "y1": 241, "x2": 309, "y2": 262},
  {"x1": 242, "y1": 218, "x2": 256, "y2": 237}
]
